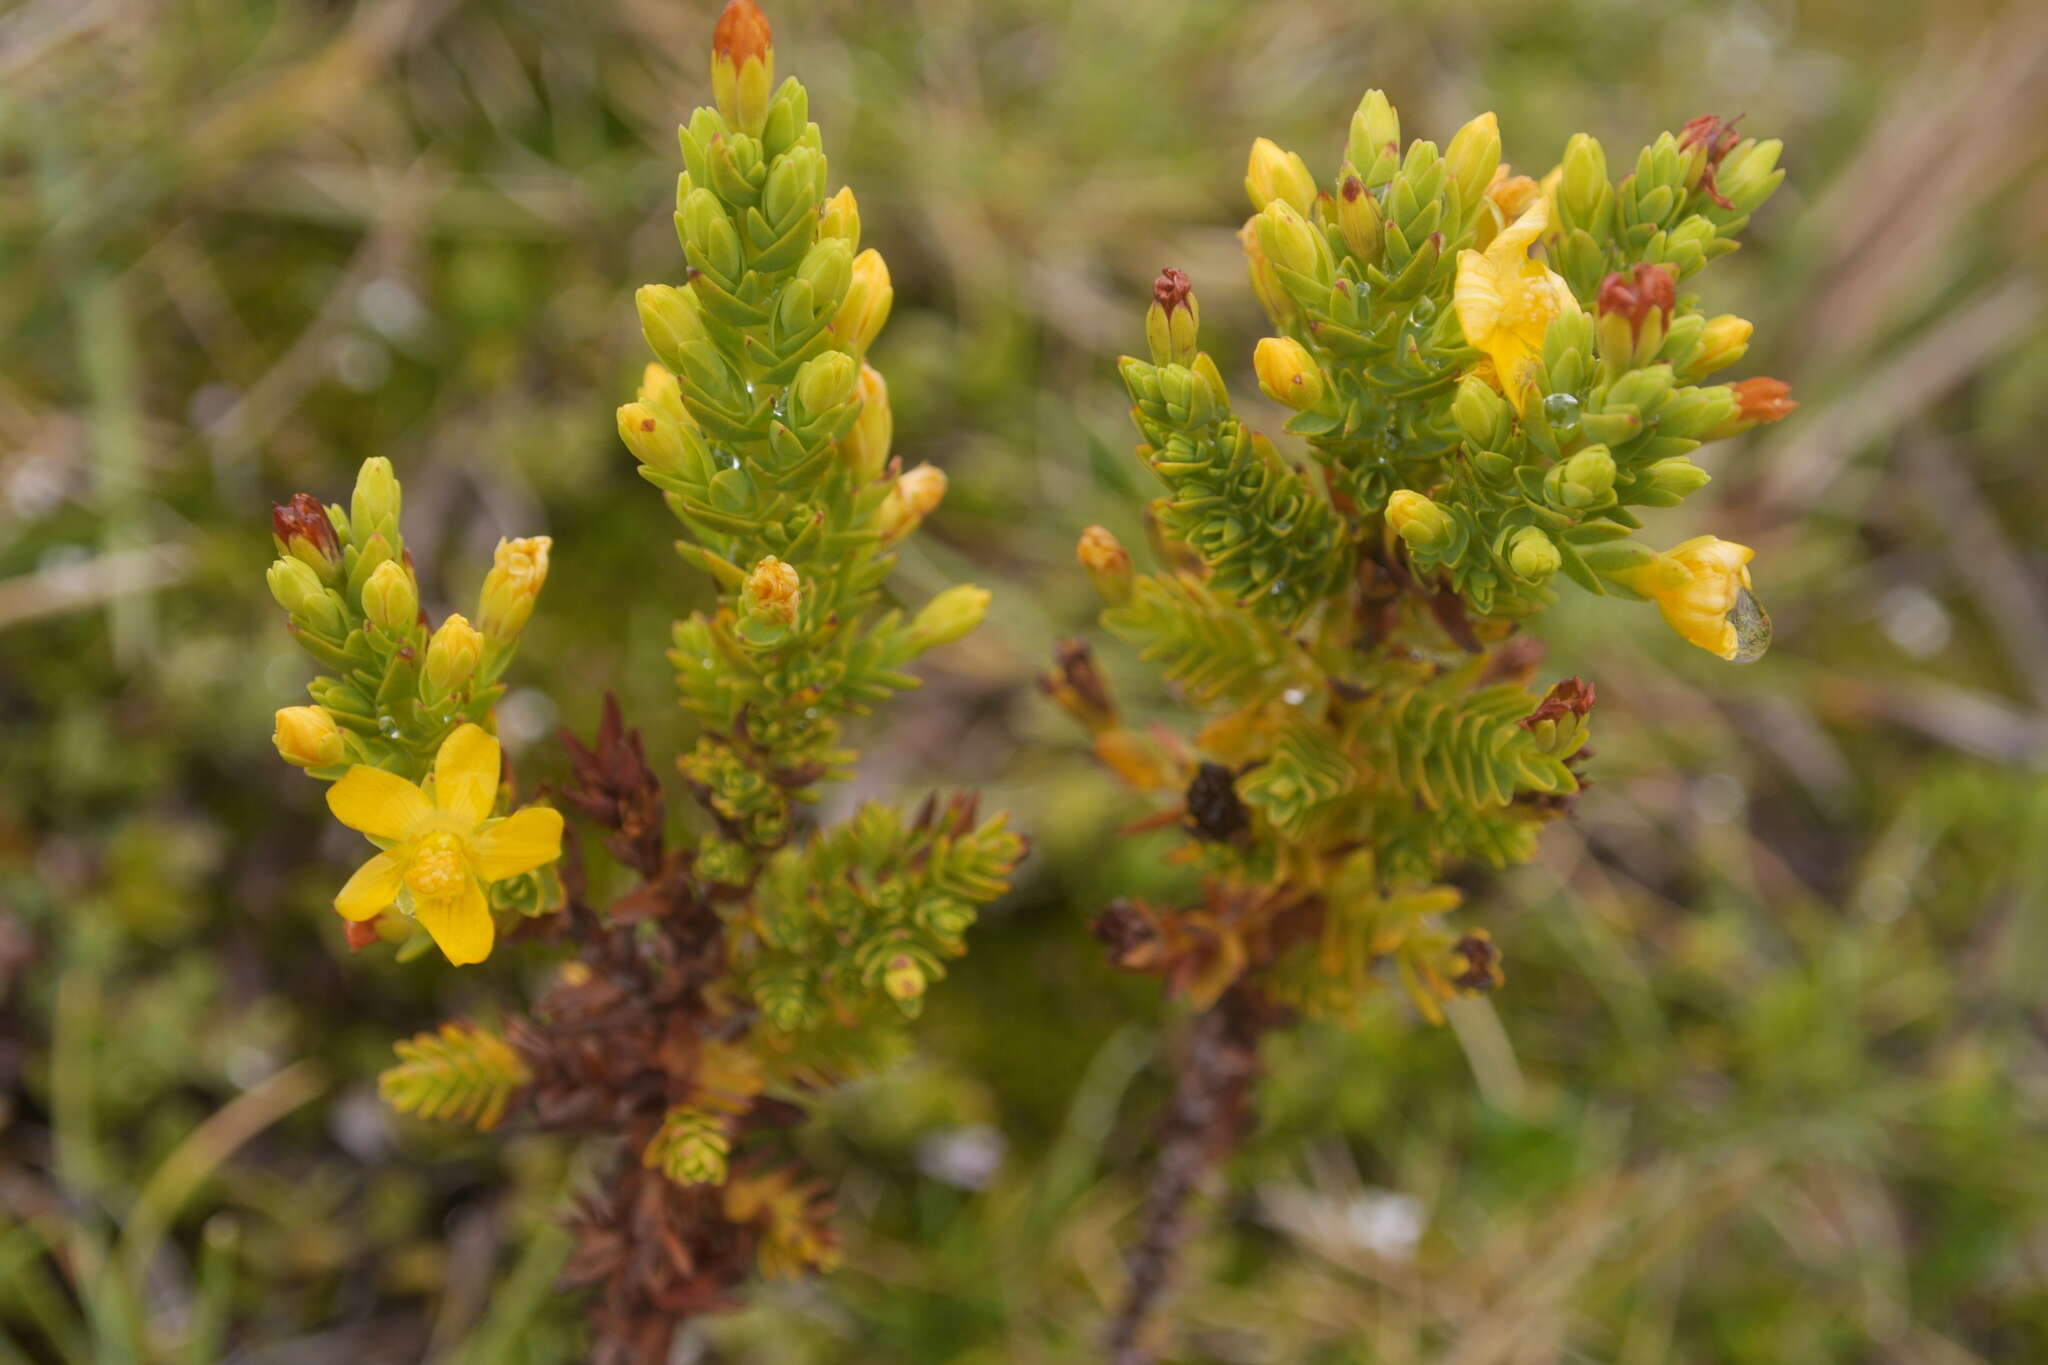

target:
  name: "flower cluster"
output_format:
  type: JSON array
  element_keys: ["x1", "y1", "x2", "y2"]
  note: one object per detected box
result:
[{"x1": 265, "y1": 459, "x2": 562, "y2": 963}]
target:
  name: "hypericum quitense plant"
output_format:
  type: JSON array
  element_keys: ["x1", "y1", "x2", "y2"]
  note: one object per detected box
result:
[
  {"x1": 1047, "y1": 99, "x2": 1792, "y2": 1364},
  {"x1": 263, "y1": 3, "x2": 1022, "y2": 1357}
]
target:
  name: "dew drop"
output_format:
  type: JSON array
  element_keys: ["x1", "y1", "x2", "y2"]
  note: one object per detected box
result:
[
  {"x1": 1541, "y1": 392, "x2": 1581, "y2": 437},
  {"x1": 1726, "y1": 587, "x2": 1771, "y2": 663},
  {"x1": 377, "y1": 714, "x2": 401, "y2": 737}
]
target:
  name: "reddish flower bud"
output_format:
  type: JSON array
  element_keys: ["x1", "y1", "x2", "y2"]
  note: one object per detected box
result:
[
  {"x1": 345, "y1": 918, "x2": 381, "y2": 953},
  {"x1": 272, "y1": 493, "x2": 341, "y2": 572},
  {"x1": 1520, "y1": 676, "x2": 1596, "y2": 730},
  {"x1": 713, "y1": 0, "x2": 772, "y2": 66},
  {"x1": 1678, "y1": 113, "x2": 1744, "y2": 210},
  {"x1": 1730, "y1": 376, "x2": 1797, "y2": 424},
  {"x1": 1152, "y1": 267, "x2": 1192, "y2": 317},
  {"x1": 1595, "y1": 263, "x2": 1677, "y2": 340}
]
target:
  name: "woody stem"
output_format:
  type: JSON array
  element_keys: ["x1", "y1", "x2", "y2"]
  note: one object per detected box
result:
[{"x1": 1104, "y1": 988, "x2": 1265, "y2": 1365}]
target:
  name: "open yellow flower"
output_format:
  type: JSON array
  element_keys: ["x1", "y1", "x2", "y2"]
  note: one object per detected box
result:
[
  {"x1": 1453, "y1": 197, "x2": 1581, "y2": 413},
  {"x1": 326, "y1": 724, "x2": 563, "y2": 965},
  {"x1": 1647, "y1": 536, "x2": 1770, "y2": 662}
]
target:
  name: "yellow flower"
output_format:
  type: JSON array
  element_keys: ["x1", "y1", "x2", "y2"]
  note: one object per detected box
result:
[
  {"x1": 477, "y1": 536, "x2": 551, "y2": 641},
  {"x1": 326, "y1": 724, "x2": 562, "y2": 965},
  {"x1": 1453, "y1": 197, "x2": 1581, "y2": 413},
  {"x1": 1647, "y1": 536, "x2": 1769, "y2": 662}
]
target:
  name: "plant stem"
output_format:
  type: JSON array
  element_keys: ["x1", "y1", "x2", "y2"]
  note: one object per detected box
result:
[{"x1": 1105, "y1": 988, "x2": 1266, "y2": 1365}]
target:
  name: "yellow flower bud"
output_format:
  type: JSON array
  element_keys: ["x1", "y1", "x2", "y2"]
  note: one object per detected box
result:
[
  {"x1": 1245, "y1": 137, "x2": 1317, "y2": 215},
  {"x1": 362, "y1": 559, "x2": 418, "y2": 635},
  {"x1": 908, "y1": 584, "x2": 990, "y2": 651},
  {"x1": 741, "y1": 556, "x2": 802, "y2": 629},
  {"x1": 1254, "y1": 336, "x2": 1326, "y2": 411},
  {"x1": 883, "y1": 953, "x2": 927, "y2": 1007},
  {"x1": 1386, "y1": 490, "x2": 1453, "y2": 549},
  {"x1": 1691, "y1": 314, "x2": 1753, "y2": 375},
  {"x1": 842, "y1": 363, "x2": 893, "y2": 482},
  {"x1": 477, "y1": 535, "x2": 551, "y2": 641},
  {"x1": 1646, "y1": 536, "x2": 1770, "y2": 662},
  {"x1": 1239, "y1": 218, "x2": 1300, "y2": 331},
  {"x1": 424, "y1": 613, "x2": 484, "y2": 695},
  {"x1": 274, "y1": 706, "x2": 345, "y2": 769},
  {"x1": 819, "y1": 185, "x2": 860, "y2": 247},
  {"x1": 1444, "y1": 111, "x2": 1502, "y2": 214},
  {"x1": 832, "y1": 249, "x2": 892, "y2": 357},
  {"x1": 1076, "y1": 526, "x2": 1134, "y2": 606},
  {"x1": 1335, "y1": 172, "x2": 1383, "y2": 263},
  {"x1": 618, "y1": 401, "x2": 698, "y2": 476},
  {"x1": 877, "y1": 463, "x2": 946, "y2": 544}
]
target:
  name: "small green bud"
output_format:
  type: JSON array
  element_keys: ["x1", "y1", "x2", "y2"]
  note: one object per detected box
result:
[
  {"x1": 1559, "y1": 133, "x2": 1609, "y2": 225},
  {"x1": 267, "y1": 556, "x2": 324, "y2": 617},
  {"x1": 1549, "y1": 444, "x2": 1617, "y2": 508},
  {"x1": 792, "y1": 349, "x2": 858, "y2": 421},
  {"x1": 637, "y1": 284, "x2": 707, "y2": 374},
  {"x1": 796, "y1": 237, "x2": 853, "y2": 309},
  {"x1": 349, "y1": 457, "x2": 401, "y2": 547},
  {"x1": 1645, "y1": 457, "x2": 1712, "y2": 498},
  {"x1": 908, "y1": 583, "x2": 990, "y2": 651},
  {"x1": 1347, "y1": 90, "x2": 1401, "y2": 181},
  {"x1": 1255, "y1": 199, "x2": 1331, "y2": 287},
  {"x1": 1453, "y1": 375, "x2": 1514, "y2": 451},
  {"x1": 362, "y1": 559, "x2": 418, "y2": 635},
  {"x1": 1507, "y1": 527, "x2": 1561, "y2": 581}
]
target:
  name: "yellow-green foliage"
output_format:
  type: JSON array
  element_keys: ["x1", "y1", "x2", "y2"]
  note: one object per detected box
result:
[{"x1": 379, "y1": 1022, "x2": 532, "y2": 1132}]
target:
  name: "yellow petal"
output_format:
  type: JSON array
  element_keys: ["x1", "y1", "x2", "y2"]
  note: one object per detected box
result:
[
  {"x1": 1453, "y1": 249, "x2": 1504, "y2": 347},
  {"x1": 1487, "y1": 195, "x2": 1550, "y2": 264},
  {"x1": 327, "y1": 766, "x2": 432, "y2": 841},
  {"x1": 471, "y1": 806, "x2": 564, "y2": 882},
  {"x1": 334, "y1": 852, "x2": 402, "y2": 921},
  {"x1": 415, "y1": 879, "x2": 495, "y2": 966},
  {"x1": 432, "y1": 723, "x2": 501, "y2": 827}
]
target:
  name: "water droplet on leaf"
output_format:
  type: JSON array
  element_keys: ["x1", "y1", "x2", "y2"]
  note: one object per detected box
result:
[
  {"x1": 1541, "y1": 392, "x2": 1581, "y2": 436},
  {"x1": 1727, "y1": 587, "x2": 1771, "y2": 663}
]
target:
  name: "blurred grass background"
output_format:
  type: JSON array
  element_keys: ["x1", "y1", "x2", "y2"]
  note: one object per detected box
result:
[{"x1": 4, "y1": 0, "x2": 2048, "y2": 1359}]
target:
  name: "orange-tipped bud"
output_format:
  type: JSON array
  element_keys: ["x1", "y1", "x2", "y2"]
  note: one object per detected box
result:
[
  {"x1": 1731, "y1": 377, "x2": 1796, "y2": 425},
  {"x1": 711, "y1": 0, "x2": 774, "y2": 135}
]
